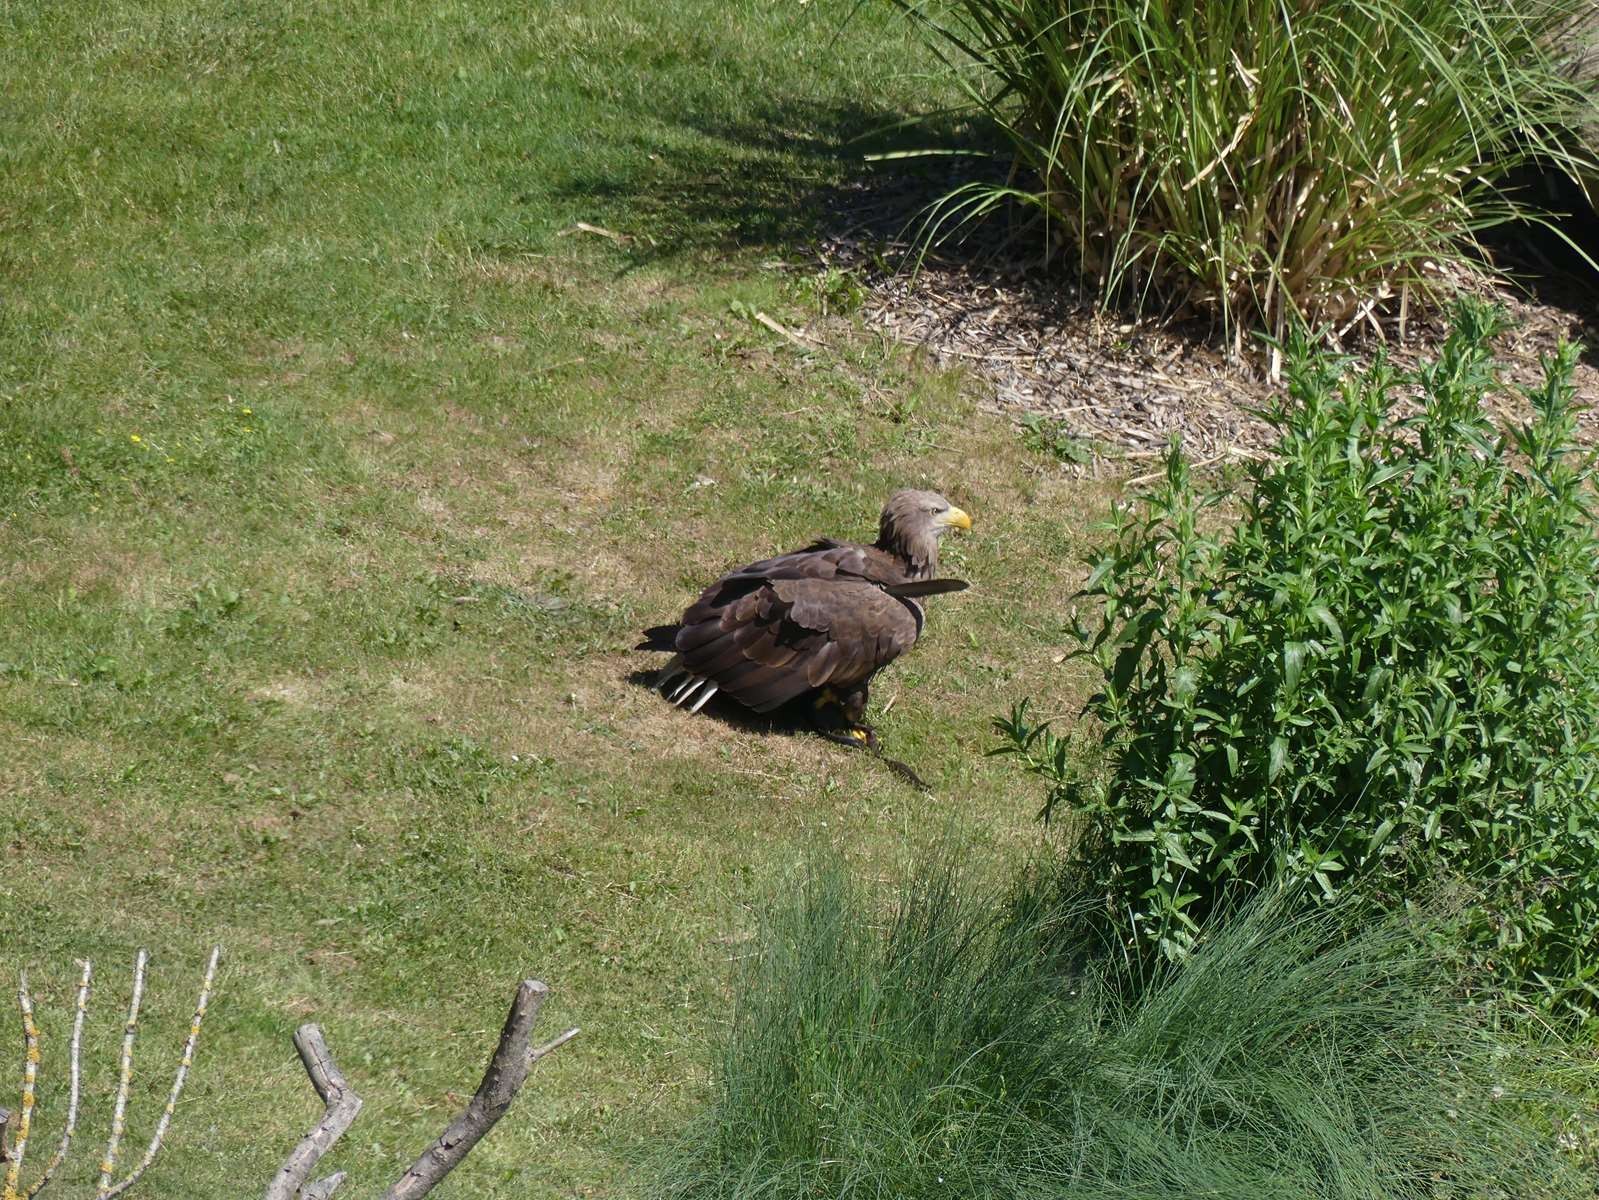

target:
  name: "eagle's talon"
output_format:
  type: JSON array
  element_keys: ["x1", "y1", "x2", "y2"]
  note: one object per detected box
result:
[{"x1": 816, "y1": 724, "x2": 877, "y2": 752}]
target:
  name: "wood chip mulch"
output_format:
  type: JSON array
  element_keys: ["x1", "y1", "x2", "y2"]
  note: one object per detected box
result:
[{"x1": 813, "y1": 224, "x2": 1599, "y2": 474}]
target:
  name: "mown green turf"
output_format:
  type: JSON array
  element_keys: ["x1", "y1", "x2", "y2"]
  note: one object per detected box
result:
[{"x1": 0, "y1": 2, "x2": 1107, "y2": 1194}]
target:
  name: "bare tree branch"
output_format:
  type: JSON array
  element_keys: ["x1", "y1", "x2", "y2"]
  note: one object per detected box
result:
[
  {"x1": 263, "y1": 1025, "x2": 364, "y2": 1200},
  {"x1": 102, "y1": 948, "x2": 220, "y2": 1200},
  {"x1": 381, "y1": 979, "x2": 578, "y2": 1200},
  {"x1": 301, "y1": 1172, "x2": 347, "y2": 1200},
  {"x1": 5, "y1": 974, "x2": 41, "y2": 1200},
  {"x1": 97, "y1": 951, "x2": 148, "y2": 1198},
  {"x1": 27, "y1": 960, "x2": 92, "y2": 1200}
]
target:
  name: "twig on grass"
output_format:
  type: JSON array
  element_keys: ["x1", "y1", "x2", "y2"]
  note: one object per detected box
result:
[
  {"x1": 97, "y1": 952, "x2": 147, "y2": 1198},
  {"x1": 102, "y1": 947, "x2": 220, "y2": 1199},
  {"x1": 26, "y1": 961, "x2": 91, "y2": 1200}
]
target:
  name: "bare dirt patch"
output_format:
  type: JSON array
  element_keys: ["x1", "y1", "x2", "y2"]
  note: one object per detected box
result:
[
  {"x1": 3, "y1": 531, "x2": 148, "y2": 600},
  {"x1": 248, "y1": 676, "x2": 325, "y2": 707}
]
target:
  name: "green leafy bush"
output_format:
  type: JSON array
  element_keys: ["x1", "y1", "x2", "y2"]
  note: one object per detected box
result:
[
  {"x1": 996, "y1": 304, "x2": 1599, "y2": 1018},
  {"x1": 651, "y1": 853, "x2": 1594, "y2": 1200},
  {"x1": 892, "y1": 0, "x2": 1593, "y2": 340}
]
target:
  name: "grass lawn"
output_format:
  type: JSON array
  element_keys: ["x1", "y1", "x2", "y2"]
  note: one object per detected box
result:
[{"x1": 0, "y1": 2, "x2": 1108, "y2": 1194}]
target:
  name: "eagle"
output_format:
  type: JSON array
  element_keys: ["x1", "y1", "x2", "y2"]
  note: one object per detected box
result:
[{"x1": 637, "y1": 490, "x2": 972, "y2": 748}]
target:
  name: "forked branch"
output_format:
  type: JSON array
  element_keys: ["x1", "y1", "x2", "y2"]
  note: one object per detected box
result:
[
  {"x1": 4, "y1": 956, "x2": 573, "y2": 1199},
  {"x1": 262, "y1": 1025, "x2": 363, "y2": 1200},
  {"x1": 269, "y1": 978, "x2": 578, "y2": 1200},
  {"x1": 383, "y1": 980, "x2": 579, "y2": 1200},
  {"x1": 102, "y1": 947, "x2": 220, "y2": 1199}
]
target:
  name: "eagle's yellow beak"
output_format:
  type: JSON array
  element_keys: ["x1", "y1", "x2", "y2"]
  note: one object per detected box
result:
[{"x1": 941, "y1": 506, "x2": 973, "y2": 531}]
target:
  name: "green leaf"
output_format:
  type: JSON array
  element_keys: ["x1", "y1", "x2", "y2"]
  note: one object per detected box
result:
[
  {"x1": 1308, "y1": 605, "x2": 1344, "y2": 644},
  {"x1": 1367, "y1": 818, "x2": 1397, "y2": 853},
  {"x1": 995, "y1": 305, "x2": 1599, "y2": 1011},
  {"x1": 1283, "y1": 642, "x2": 1306, "y2": 693},
  {"x1": 1268, "y1": 737, "x2": 1289, "y2": 783}
]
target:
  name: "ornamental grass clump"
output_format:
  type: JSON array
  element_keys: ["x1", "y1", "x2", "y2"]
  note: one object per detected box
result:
[
  {"x1": 996, "y1": 302, "x2": 1599, "y2": 1018},
  {"x1": 650, "y1": 854, "x2": 1593, "y2": 1200},
  {"x1": 892, "y1": 0, "x2": 1594, "y2": 342}
]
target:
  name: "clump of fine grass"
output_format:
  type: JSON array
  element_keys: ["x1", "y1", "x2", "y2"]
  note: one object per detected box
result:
[
  {"x1": 892, "y1": 0, "x2": 1594, "y2": 344},
  {"x1": 652, "y1": 852, "x2": 1591, "y2": 1200}
]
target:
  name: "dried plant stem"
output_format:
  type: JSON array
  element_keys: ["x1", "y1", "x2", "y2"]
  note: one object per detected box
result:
[
  {"x1": 97, "y1": 951, "x2": 147, "y2": 1199},
  {"x1": 26, "y1": 961, "x2": 92, "y2": 1200},
  {"x1": 2, "y1": 954, "x2": 569, "y2": 1200},
  {"x1": 101, "y1": 948, "x2": 220, "y2": 1200},
  {"x1": 3, "y1": 975, "x2": 41, "y2": 1200}
]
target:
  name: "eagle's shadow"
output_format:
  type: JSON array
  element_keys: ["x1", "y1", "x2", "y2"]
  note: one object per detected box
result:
[
  {"x1": 623, "y1": 666, "x2": 936, "y2": 790},
  {"x1": 623, "y1": 667, "x2": 831, "y2": 742}
]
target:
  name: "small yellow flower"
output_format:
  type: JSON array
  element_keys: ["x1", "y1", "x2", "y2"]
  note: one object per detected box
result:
[
  {"x1": 241, "y1": 407, "x2": 253, "y2": 415},
  {"x1": 129, "y1": 434, "x2": 141, "y2": 443}
]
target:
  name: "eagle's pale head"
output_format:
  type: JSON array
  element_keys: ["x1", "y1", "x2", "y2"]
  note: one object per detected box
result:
[{"x1": 877, "y1": 489, "x2": 972, "y2": 578}]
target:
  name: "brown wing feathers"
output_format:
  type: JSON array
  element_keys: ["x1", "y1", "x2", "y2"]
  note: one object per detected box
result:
[
  {"x1": 655, "y1": 577, "x2": 925, "y2": 714},
  {"x1": 641, "y1": 491, "x2": 970, "y2": 717},
  {"x1": 682, "y1": 581, "x2": 846, "y2": 713}
]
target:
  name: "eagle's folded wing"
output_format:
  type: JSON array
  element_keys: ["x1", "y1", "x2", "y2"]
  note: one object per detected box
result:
[{"x1": 668, "y1": 578, "x2": 921, "y2": 714}]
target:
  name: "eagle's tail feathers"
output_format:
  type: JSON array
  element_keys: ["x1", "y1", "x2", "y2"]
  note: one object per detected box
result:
[{"x1": 655, "y1": 656, "x2": 689, "y2": 693}]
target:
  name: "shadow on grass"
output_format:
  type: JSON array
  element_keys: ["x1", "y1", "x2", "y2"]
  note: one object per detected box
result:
[
  {"x1": 553, "y1": 95, "x2": 1007, "y2": 261},
  {"x1": 623, "y1": 665, "x2": 931, "y2": 787},
  {"x1": 624, "y1": 665, "x2": 808, "y2": 739}
]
